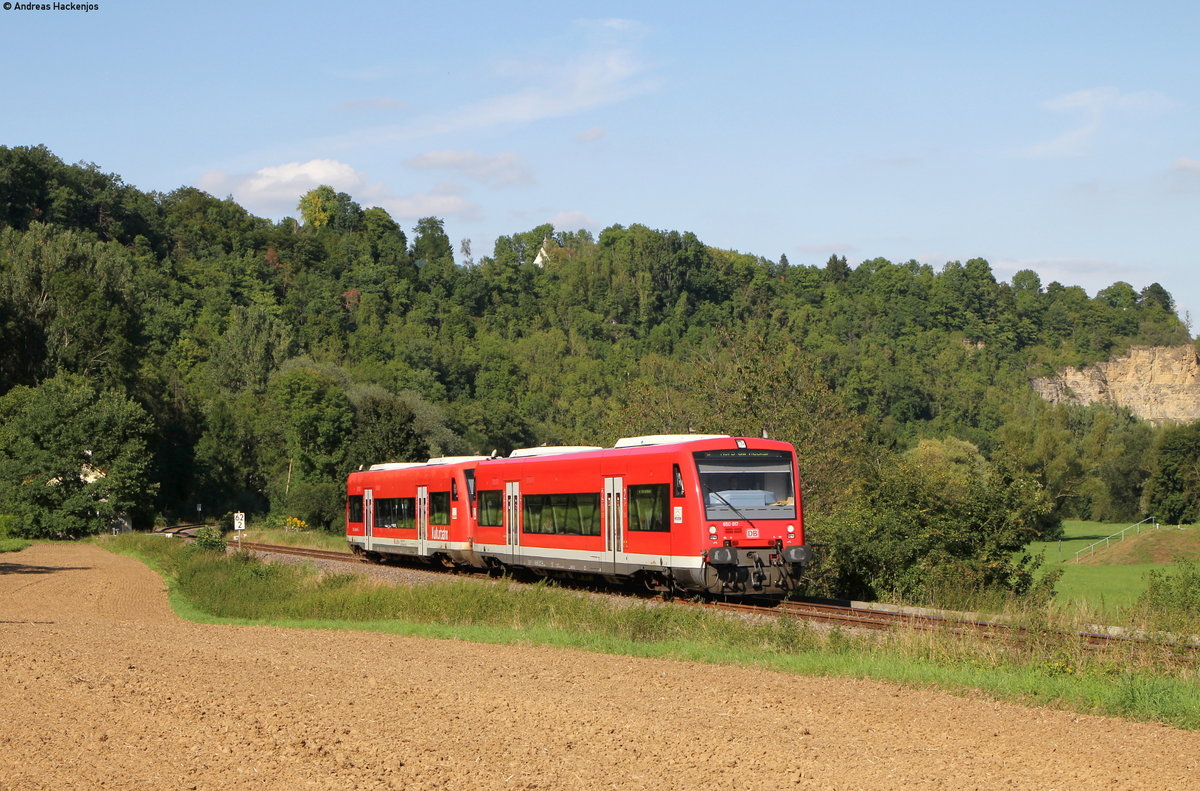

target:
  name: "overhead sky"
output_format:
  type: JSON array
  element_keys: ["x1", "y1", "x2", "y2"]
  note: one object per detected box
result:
[{"x1": 4, "y1": 1, "x2": 1198, "y2": 325}]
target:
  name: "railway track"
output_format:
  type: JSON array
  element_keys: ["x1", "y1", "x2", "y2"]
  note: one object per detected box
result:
[{"x1": 161, "y1": 532, "x2": 1199, "y2": 655}]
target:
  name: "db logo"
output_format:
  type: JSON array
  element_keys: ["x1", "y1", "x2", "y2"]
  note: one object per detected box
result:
[{"x1": 745, "y1": 528, "x2": 760, "y2": 539}]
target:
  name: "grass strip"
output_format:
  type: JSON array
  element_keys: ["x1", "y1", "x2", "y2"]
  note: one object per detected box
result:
[
  {"x1": 0, "y1": 538, "x2": 33, "y2": 553},
  {"x1": 100, "y1": 534, "x2": 1200, "y2": 731}
]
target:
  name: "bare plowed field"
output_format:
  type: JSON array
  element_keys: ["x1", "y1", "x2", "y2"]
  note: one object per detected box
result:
[{"x1": 1, "y1": 543, "x2": 1197, "y2": 790}]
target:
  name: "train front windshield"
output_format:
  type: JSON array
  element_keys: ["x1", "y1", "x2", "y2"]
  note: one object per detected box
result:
[{"x1": 694, "y1": 449, "x2": 797, "y2": 521}]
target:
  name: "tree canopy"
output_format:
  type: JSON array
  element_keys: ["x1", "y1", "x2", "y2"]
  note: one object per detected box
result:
[{"x1": 0, "y1": 144, "x2": 1194, "y2": 599}]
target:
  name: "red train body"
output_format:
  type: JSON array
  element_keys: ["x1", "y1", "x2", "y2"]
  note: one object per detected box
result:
[{"x1": 346, "y1": 434, "x2": 809, "y2": 596}]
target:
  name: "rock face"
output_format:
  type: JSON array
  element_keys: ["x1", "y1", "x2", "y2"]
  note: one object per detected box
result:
[{"x1": 1032, "y1": 345, "x2": 1200, "y2": 425}]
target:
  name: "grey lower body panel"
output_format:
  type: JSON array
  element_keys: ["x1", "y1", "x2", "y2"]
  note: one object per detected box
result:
[{"x1": 348, "y1": 538, "x2": 805, "y2": 596}]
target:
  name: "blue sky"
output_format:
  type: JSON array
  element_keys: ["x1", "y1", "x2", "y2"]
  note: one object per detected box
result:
[{"x1": 4, "y1": 1, "x2": 1198, "y2": 325}]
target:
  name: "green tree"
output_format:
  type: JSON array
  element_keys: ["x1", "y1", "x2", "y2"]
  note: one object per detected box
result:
[
  {"x1": 814, "y1": 438, "x2": 1058, "y2": 601},
  {"x1": 345, "y1": 385, "x2": 430, "y2": 468},
  {"x1": 0, "y1": 374, "x2": 155, "y2": 538},
  {"x1": 208, "y1": 304, "x2": 295, "y2": 394},
  {"x1": 604, "y1": 327, "x2": 868, "y2": 513},
  {"x1": 824, "y1": 254, "x2": 850, "y2": 283},
  {"x1": 261, "y1": 363, "x2": 354, "y2": 492},
  {"x1": 1143, "y1": 421, "x2": 1200, "y2": 523},
  {"x1": 297, "y1": 186, "x2": 363, "y2": 232}
]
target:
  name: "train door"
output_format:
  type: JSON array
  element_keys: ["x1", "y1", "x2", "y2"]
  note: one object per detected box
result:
[
  {"x1": 604, "y1": 476, "x2": 623, "y2": 569},
  {"x1": 416, "y1": 486, "x2": 429, "y2": 557},
  {"x1": 363, "y1": 488, "x2": 374, "y2": 553},
  {"x1": 505, "y1": 481, "x2": 521, "y2": 564}
]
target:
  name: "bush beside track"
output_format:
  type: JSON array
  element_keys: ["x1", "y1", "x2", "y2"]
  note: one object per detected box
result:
[{"x1": 100, "y1": 533, "x2": 1200, "y2": 730}]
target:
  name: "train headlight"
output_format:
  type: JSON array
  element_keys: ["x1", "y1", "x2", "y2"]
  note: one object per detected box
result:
[
  {"x1": 708, "y1": 525, "x2": 718, "y2": 536},
  {"x1": 787, "y1": 525, "x2": 795, "y2": 536}
]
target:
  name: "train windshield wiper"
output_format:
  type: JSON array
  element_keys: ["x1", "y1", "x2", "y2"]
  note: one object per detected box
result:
[{"x1": 703, "y1": 484, "x2": 759, "y2": 531}]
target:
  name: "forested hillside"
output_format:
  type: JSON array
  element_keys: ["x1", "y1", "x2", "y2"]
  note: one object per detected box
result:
[{"x1": 2, "y1": 145, "x2": 1195, "y2": 600}]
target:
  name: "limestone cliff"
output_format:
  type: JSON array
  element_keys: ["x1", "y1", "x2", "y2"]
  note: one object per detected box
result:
[{"x1": 1031, "y1": 345, "x2": 1200, "y2": 425}]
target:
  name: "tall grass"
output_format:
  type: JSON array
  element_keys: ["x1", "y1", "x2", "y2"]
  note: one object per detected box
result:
[
  {"x1": 1126, "y1": 560, "x2": 1200, "y2": 637},
  {"x1": 237, "y1": 527, "x2": 350, "y2": 551},
  {"x1": 102, "y1": 534, "x2": 1200, "y2": 730},
  {"x1": 0, "y1": 514, "x2": 32, "y2": 552}
]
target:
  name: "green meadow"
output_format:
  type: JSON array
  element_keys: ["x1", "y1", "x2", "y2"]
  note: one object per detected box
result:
[{"x1": 1030, "y1": 520, "x2": 1200, "y2": 616}]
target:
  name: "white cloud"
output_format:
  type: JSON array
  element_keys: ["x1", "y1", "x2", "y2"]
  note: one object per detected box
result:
[
  {"x1": 430, "y1": 48, "x2": 653, "y2": 135},
  {"x1": 198, "y1": 159, "x2": 373, "y2": 215},
  {"x1": 575, "y1": 126, "x2": 607, "y2": 142},
  {"x1": 196, "y1": 159, "x2": 482, "y2": 221},
  {"x1": 547, "y1": 210, "x2": 600, "y2": 231},
  {"x1": 992, "y1": 256, "x2": 1138, "y2": 292},
  {"x1": 1042, "y1": 87, "x2": 1172, "y2": 114},
  {"x1": 1169, "y1": 157, "x2": 1200, "y2": 193},
  {"x1": 1018, "y1": 86, "x2": 1173, "y2": 159},
  {"x1": 579, "y1": 18, "x2": 644, "y2": 33},
  {"x1": 795, "y1": 243, "x2": 858, "y2": 257},
  {"x1": 333, "y1": 65, "x2": 398, "y2": 81},
  {"x1": 337, "y1": 97, "x2": 406, "y2": 112},
  {"x1": 1019, "y1": 123, "x2": 1101, "y2": 159},
  {"x1": 315, "y1": 27, "x2": 657, "y2": 151},
  {"x1": 381, "y1": 183, "x2": 483, "y2": 222},
  {"x1": 404, "y1": 150, "x2": 534, "y2": 187}
]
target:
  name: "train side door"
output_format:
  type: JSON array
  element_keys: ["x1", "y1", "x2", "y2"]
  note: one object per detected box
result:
[
  {"x1": 363, "y1": 488, "x2": 374, "y2": 553},
  {"x1": 604, "y1": 476, "x2": 623, "y2": 570},
  {"x1": 505, "y1": 481, "x2": 521, "y2": 564},
  {"x1": 416, "y1": 486, "x2": 429, "y2": 557}
]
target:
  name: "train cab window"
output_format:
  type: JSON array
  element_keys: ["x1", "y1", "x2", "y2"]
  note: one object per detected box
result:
[
  {"x1": 347, "y1": 495, "x2": 364, "y2": 523},
  {"x1": 628, "y1": 484, "x2": 670, "y2": 532},
  {"x1": 672, "y1": 464, "x2": 685, "y2": 498},
  {"x1": 694, "y1": 449, "x2": 797, "y2": 521},
  {"x1": 374, "y1": 497, "x2": 414, "y2": 530},
  {"x1": 477, "y1": 490, "x2": 503, "y2": 526},
  {"x1": 522, "y1": 493, "x2": 601, "y2": 536},
  {"x1": 451, "y1": 478, "x2": 459, "y2": 501},
  {"x1": 429, "y1": 492, "x2": 451, "y2": 526}
]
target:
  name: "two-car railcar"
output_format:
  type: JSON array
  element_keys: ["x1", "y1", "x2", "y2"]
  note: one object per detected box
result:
[{"x1": 346, "y1": 434, "x2": 809, "y2": 596}]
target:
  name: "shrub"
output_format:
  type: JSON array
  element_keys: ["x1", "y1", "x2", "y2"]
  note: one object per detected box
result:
[
  {"x1": 1137, "y1": 561, "x2": 1200, "y2": 632},
  {"x1": 284, "y1": 480, "x2": 343, "y2": 532},
  {"x1": 192, "y1": 525, "x2": 227, "y2": 553}
]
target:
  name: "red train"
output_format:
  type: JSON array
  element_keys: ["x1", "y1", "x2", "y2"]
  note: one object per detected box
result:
[{"x1": 346, "y1": 434, "x2": 809, "y2": 596}]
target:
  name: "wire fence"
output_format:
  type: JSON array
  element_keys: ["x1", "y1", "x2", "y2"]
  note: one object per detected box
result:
[{"x1": 1068, "y1": 516, "x2": 1161, "y2": 563}]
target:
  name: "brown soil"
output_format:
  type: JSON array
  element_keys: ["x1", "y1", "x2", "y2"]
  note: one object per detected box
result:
[{"x1": 2, "y1": 543, "x2": 1198, "y2": 791}]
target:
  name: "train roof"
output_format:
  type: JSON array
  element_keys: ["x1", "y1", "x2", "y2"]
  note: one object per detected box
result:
[
  {"x1": 354, "y1": 436, "x2": 789, "y2": 476},
  {"x1": 507, "y1": 445, "x2": 604, "y2": 458},
  {"x1": 613, "y1": 434, "x2": 730, "y2": 448}
]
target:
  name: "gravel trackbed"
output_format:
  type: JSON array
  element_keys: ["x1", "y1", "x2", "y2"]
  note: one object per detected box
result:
[{"x1": 1, "y1": 543, "x2": 1197, "y2": 790}]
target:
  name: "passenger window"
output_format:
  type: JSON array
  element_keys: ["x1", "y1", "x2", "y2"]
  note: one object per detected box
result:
[
  {"x1": 477, "y1": 490, "x2": 503, "y2": 526},
  {"x1": 521, "y1": 493, "x2": 601, "y2": 535},
  {"x1": 374, "y1": 498, "x2": 415, "y2": 530},
  {"x1": 628, "y1": 484, "x2": 670, "y2": 532},
  {"x1": 347, "y1": 495, "x2": 364, "y2": 523},
  {"x1": 429, "y1": 492, "x2": 451, "y2": 525}
]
